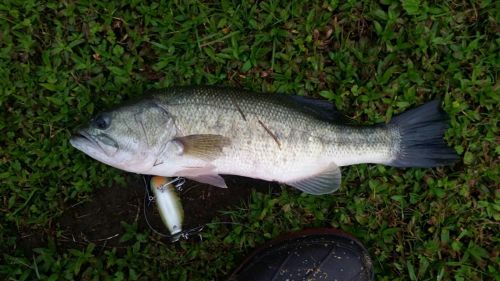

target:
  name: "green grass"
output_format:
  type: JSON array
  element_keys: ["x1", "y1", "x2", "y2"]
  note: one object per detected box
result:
[{"x1": 1, "y1": 0, "x2": 499, "y2": 280}]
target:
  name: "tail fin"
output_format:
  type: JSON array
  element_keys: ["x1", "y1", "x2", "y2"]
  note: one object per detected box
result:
[{"x1": 389, "y1": 100, "x2": 458, "y2": 168}]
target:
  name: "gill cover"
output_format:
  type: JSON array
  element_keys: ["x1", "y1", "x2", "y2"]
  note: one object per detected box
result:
[
  {"x1": 71, "y1": 99, "x2": 176, "y2": 174},
  {"x1": 132, "y1": 101, "x2": 175, "y2": 148}
]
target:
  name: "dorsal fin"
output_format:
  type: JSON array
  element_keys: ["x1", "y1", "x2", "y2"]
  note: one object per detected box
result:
[{"x1": 281, "y1": 94, "x2": 352, "y2": 123}]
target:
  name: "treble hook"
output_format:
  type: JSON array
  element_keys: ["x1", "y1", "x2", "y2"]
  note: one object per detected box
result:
[
  {"x1": 178, "y1": 225, "x2": 205, "y2": 241},
  {"x1": 157, "y1": 177, "x2": 186, "y2": 192},
  {"x1": 174, "y1": 177, "x2": 186, "y2": 191}
]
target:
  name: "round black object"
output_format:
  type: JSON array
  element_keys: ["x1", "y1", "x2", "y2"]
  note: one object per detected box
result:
[
  {"x1": 228, "y1": 228, "x2": 373, "y2": 281},
  {"x1": 92, "y1": 113, "x2": 111, "y2": 130}
]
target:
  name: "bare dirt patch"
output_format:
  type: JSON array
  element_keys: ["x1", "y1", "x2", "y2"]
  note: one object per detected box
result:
[{"x1": 50, "y1": 175, "x2": 276, "y2": 252}]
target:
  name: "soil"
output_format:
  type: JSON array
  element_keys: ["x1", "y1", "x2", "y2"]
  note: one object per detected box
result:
[{"x1": 18, "y1": 175, "x2": 277, "y2": 255}]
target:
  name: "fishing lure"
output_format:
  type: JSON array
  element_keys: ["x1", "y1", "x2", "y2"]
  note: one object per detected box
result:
[{"x1": 150, "y1": 176, "x2": 184, "y2": 241}]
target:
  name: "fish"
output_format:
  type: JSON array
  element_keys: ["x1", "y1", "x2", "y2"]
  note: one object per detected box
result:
[
  {"x1": 70, "y1": 86, "x2": 458, "y2": 195},
  {"x1": 150, "y1": 176, "x2": 184, "y2": 240}
]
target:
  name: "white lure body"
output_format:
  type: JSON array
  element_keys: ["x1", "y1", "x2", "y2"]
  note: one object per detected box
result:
[{"x1": 150, "y1": 176, "x2": 184, "y2": 240}]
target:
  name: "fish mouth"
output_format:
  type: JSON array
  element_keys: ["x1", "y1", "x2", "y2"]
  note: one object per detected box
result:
[
  {"x1": 70, "y1": 130, "x2": 102, "y2": 153},
  {"x1": 70, "y1": 130, "x2": 119, "y2": 158}
]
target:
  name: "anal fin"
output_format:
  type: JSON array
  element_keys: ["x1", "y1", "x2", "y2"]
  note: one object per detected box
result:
[{"x1": 285, "y1": 163, "x2": 342, "y2": 195}]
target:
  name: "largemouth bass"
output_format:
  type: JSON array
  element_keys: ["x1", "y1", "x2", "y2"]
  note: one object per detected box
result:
[{"x1": 70, "y1": 86, "x2": 458, "y2": 195}]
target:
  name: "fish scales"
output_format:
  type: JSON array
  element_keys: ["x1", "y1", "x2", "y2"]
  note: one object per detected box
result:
[
  {"x1": 154, "y1": 87, "x2": 395, "y2": 180},
  {"x1": 71, "y1": 86, "x2": 457, "y2": 195}
]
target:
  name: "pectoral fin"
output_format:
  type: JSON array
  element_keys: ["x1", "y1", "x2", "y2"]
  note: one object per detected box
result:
[
  {"x1": 173, "y1": 134, "x2": 231, "y2": 161},
  {"x1": 285, "y1": 163, "x2": 342, "y2": 195},
  {"x1": 187, "y1": 174, "x2": 228, "y2": 189}
]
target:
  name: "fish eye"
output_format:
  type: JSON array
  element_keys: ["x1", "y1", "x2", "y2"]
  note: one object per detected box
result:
[{"x1": 93, "y1": 113, "x2": 111, "y2": 130}]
